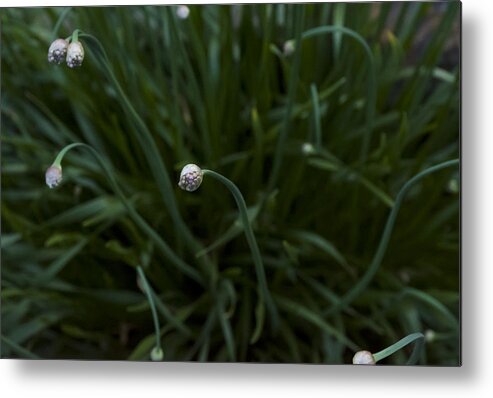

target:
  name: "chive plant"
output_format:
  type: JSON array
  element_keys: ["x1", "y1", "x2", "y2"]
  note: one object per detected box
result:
[{"x1": 1, "y1": 3, "x2": 460, "y2": 364}]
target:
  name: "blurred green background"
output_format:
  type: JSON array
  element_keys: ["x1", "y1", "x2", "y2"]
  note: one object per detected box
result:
[{"x1": 1, "y1": 2, "x2": 460, "y2": 364}]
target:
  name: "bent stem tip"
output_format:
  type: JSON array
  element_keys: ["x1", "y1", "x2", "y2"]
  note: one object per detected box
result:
[
  {"x1": 368, "y1": 332, "x2": 425, "y2": 365},
  {"x1": 137, "y1": 266, "x2": 163, "y2": 361},
  {"x1": 179, "y1": 165, "x2": 279, "y2": 330}
]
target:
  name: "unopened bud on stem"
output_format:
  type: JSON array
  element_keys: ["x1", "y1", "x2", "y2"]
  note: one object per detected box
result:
[
  {"x1": 48, "y1": 38, "x2": 69, "y2": 64},
  {"x1": 178, "y1": 164, "x2": 203, "y2": 192},
  {"x1": 66, "y1": 41, "x2": 84, "y2": 68},
  {"x1": 352, "y1": 350, "x2": 376, "y2": 365},
  {"x1": 45, "y1": 165, "x2": 63, "y2": 189}
]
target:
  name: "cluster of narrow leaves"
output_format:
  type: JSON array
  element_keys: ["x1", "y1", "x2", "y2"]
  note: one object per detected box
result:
[{"x1": 1, "y1": 3, "x2": 459, "y2": 364}]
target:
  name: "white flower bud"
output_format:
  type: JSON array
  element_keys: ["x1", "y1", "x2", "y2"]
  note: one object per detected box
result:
[
  {"x1": 352, "y1": 350, "x2": 376, "y2": 365},
  {"x1": 66, "y1": 41, "x2": 84, "y2": 68},
  {"x1": 301, "y1": 142, "x2": 315, "y2": 155},
  {"x1": 47, "y1": 38, "x2": 69, "y2": 65},
  {"x1": 425, "y1": 329, "x2": 436, "y2": 343},
  {"x1": 45, "y1": 165, "x2": 62, "y2": 189},
  {"x1": 150, "y1": 347, "x2": 163, "y2": 361},
  {"x1": 176, "y1": 5, "x2": 190, "y2": 20},
  {"x1": 178, "y1": 164, "x2": 203, "y2": 192},
  {"x1": 283, "y1": 40, "x2": 296, "y2": 56}
]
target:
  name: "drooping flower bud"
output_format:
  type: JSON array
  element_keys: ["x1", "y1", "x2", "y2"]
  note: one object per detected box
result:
[
  {"x1": 352, "y1": 350, "x2": 376, "y2": 365},
  {"x1": 45, "y1": 165, "x2": 63, "y2": 189},
  {"x1": 66, "y1": 41, "x2": 84, "y2": 68},
  {"x1": 47, "y1": 38, "x2": 69, "y2": 65},
  {"x1": 176, "y1": 5, "x2": 190, "y2": 20},
  {"x1": 178, "y1": 164, "x2": 203, "y2": 192}
]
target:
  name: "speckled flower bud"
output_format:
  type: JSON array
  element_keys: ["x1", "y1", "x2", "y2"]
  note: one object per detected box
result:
[
  {"x1": 66, "y1": 41, "x2": 84, "y2": 68},
  {"x1": 176, "y1": 5, "x2": 190, "y2": 19},
  {"x1": 45, "y1": 165, "x2": 62, "y2": 189},
  {"x1": 352, "y1": 350, "x2": 376, "y2": 365},
  {"x1": 178, "y1": 164, "x2": 203, "y2": 192},
  {"x1": 47, "y1": 38, "x2": 69, "y2": 65}
]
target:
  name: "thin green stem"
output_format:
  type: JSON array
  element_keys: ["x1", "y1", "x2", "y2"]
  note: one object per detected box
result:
[
  {"x1": 309, "y1": 149, "x2": 395, "y2": 208},
  {"x1": 300, "y1": 26, "x2": 376, "y2": 162},
  {"x1": 78, "y1": 33, "x2": 204, "y2": 259},
  {"x1": 328, "y1": 159, "x2": 459, "y2": 315},
  {"x1": 137, "y1": 266, "x2": 162, "y2": 355},
  {"x1": 373, "y1": 332, "x2": 425, "y2": 365},
  {"x1": 268, "y1": 6, "x2": 304, "y2": 192},
  {"x1": 51, "y1": 7, "x2": 72, "y2": 40},
  {"x1": 217, "y1": 293, "x2": 237, "y2": 361},
  {"x1": 165, "y1": 8, "x2": 211, "y2": 162},
  {"x1": 203, "y1": 169, "x2": 279, "y2": 330},
  {"x1": 51, "y1": 143, "x2": 203, "y2": 284},
  {"x1": 71, "y1": 28, "x2": 80, "y2": 43},
  {"x1": 310, "y1": 83, "x2": 322, "y2": 148}
]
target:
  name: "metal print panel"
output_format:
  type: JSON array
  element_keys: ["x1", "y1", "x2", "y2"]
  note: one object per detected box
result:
[{"x1": 0, "y1": 2, "x2": 461, "y2": 365}]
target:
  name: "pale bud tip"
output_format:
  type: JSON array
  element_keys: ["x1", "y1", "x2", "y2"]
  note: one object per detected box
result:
[
  {"x1": 352, "y1": 350, "x2": 376, "y2": 365},
  {"x1": 150, "y1": 347, "x2": 163, "y2": 361},
  {"x1": 178, "y1": 164, "x2": 203, "y2": 192},
  {"x1": 176, "y1": 5, "x2": 190, "y2": 19},
  {"x1": 66, "y1": 41, "x2": 85, "y2": 68},
  {"x1": 48, "y1": 38, "x2": 69, "y2": 65},
  {"x1": 45, "y1": 165, "x2": 63, "y2": 189},
  {"x1": 283, "y1": 40, "x2": 296, "y2": 56}
]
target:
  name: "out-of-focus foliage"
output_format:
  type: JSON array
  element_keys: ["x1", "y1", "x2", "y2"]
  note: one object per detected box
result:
[{"x1": 1, "y1": 2, "x2": 460, "y2": 364}]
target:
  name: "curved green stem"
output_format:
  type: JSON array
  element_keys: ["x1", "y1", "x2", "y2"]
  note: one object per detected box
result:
[
  {"x1": 300, "y1": 26, "x2": 376, "y2": 162},
  {"x1": 398, "y1": 288, "x2": 459, "y2": 331},
  {"x1": 51, "y1": 143, "x2": 203, "y2": 284},
  {"x1": 77, "y1": 33, "x2": 204, "y2": 260},
  {"x1": 71, "y1": 28, "x2": 80, "y2": 43},
  {"x1": 373, "y1": 332, "x2": 425, "y2": 365},
  {"x1": 203, "y1": 169, "x2": 279, "y2": 330},
  {"x1": 137, "y1": 266, "x2": 162, "y2": 358},
  {"x1": 328, "y1": 159, "x2": 459, "y2": 315}
]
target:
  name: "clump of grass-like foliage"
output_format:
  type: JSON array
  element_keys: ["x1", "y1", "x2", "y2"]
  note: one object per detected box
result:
[{"x1": 1, "y1": 3, "x2": 460, "y2": 364}]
